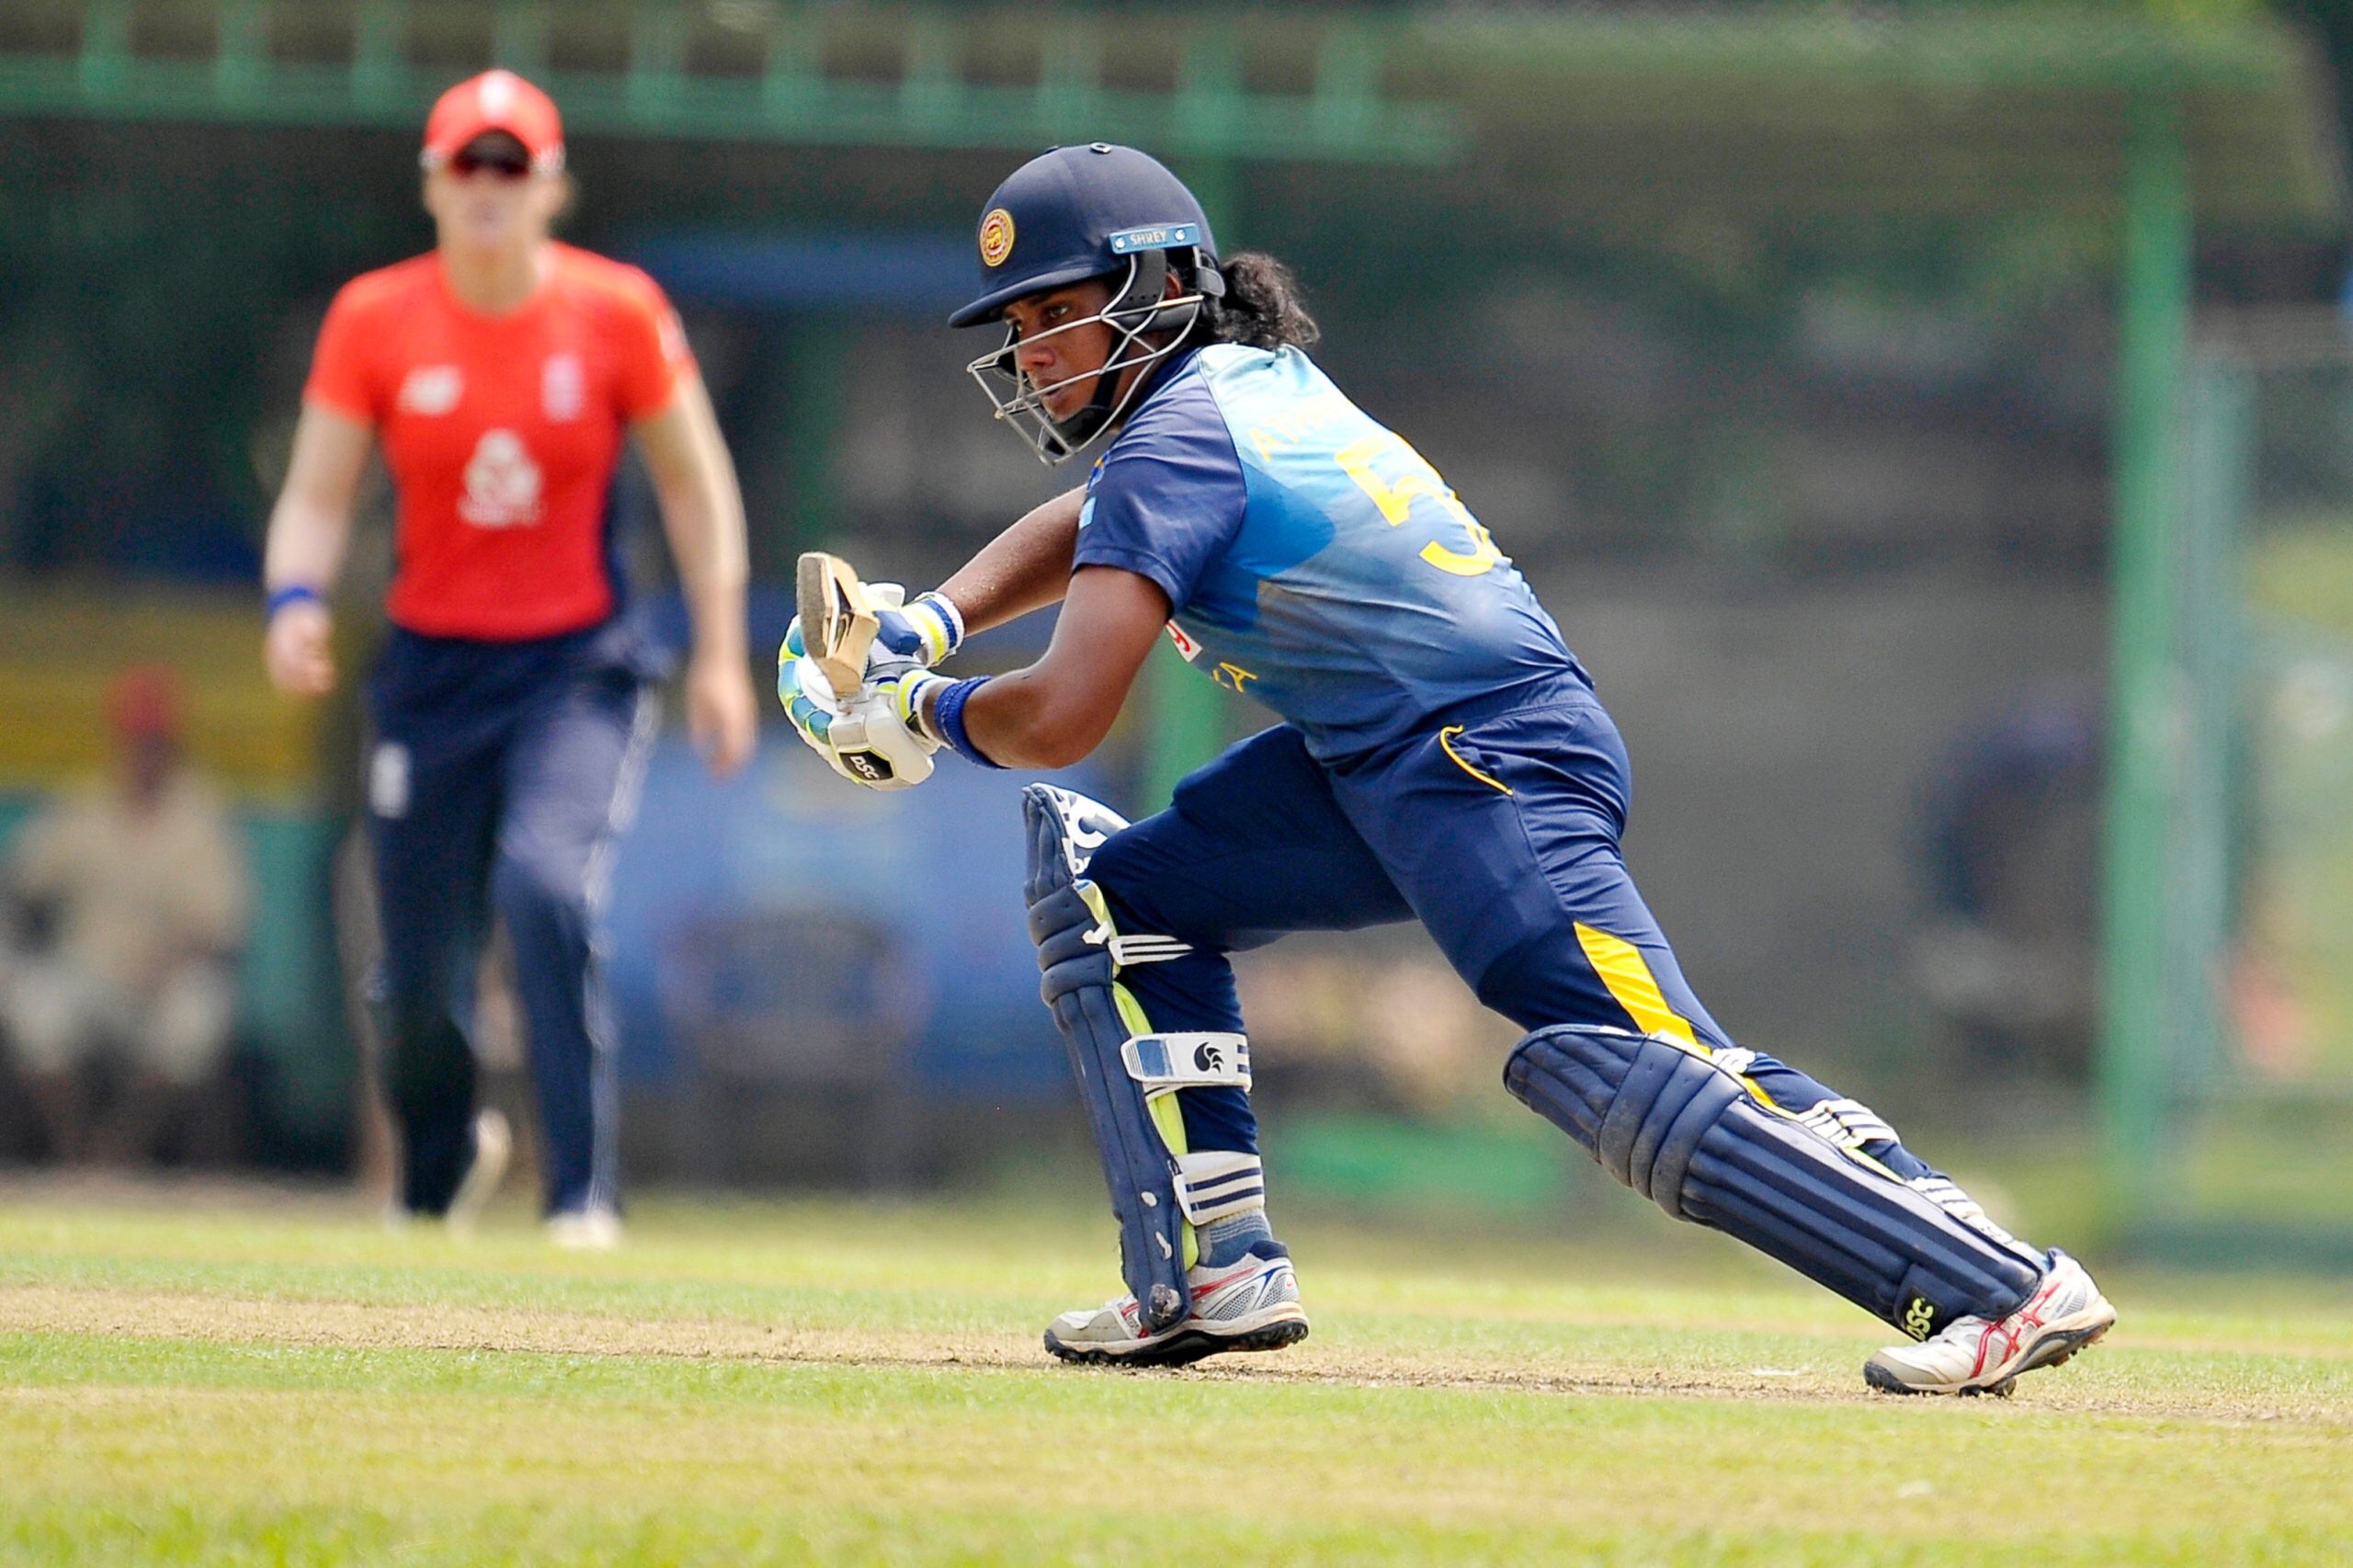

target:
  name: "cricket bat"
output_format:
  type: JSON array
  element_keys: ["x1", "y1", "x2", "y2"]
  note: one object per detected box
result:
[{"x1": 796, "y1": 551, "x2": 880, "y2": 701}]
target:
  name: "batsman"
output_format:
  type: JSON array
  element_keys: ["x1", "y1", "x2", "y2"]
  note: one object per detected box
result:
[{"x1": 779, "y1": 143, "x2": 2116, "y2": 1393}]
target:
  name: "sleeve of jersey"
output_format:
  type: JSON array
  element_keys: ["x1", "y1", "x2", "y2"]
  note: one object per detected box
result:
[
  {"x1": 613, "y1": 271, "x2": 698, "y2": 421},
  {"x1": 301, "y1": 283, "x2": 380, "y2": 423},
  {"x1": 1068, "y1": 384, "x2": 1248, "y2": 614}
]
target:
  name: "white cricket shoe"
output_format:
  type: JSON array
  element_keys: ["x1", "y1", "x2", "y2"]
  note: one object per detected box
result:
[
  {"x1": 443, "y1": 1108, "x2": 512, "y2": 1237},
  {"x1": 545, "y1": 1206, "x2": 624, "y2": 1251},
  {"x1": 1045, "y1": 1244, "x2": 1309, "y2": 1369},
  {"x1": 1864, "y1": 1250, "x2": 2115, "y2": 1397}
]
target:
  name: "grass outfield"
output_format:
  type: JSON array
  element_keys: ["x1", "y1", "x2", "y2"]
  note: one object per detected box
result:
[{"x1": 1, "y1": 1187, "x2": 2347, "y2": 1565}]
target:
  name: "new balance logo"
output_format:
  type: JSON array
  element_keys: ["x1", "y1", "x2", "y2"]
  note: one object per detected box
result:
[{"x1": 398, "y1": 365, "x2": 462, "y2": 415}]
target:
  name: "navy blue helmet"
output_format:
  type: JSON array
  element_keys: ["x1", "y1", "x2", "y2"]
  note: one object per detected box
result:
[{"x1": 951, "y1": 143, "x2": 1225, "y2": 464}]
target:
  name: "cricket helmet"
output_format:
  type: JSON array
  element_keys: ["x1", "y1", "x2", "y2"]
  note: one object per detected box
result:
[{"x1": 950, "y1": 143, "x2": 1225, "y2": 464}]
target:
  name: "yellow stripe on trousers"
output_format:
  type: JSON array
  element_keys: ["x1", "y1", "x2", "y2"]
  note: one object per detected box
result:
[
  {"x1": 1570, "y1": 924, "x2": 1908, "y2": 1185},
  {"x1": 1438, "y1": 725, "x2": 1513, "y2": 795},
  {"x1": 1573, "y1": 923, "x2": 1699, "y2": 1047}
]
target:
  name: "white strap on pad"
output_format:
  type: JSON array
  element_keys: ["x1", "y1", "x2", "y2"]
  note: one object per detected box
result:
[
  {"x1": 1108, "y1": 933, "x2": 1192, "y2": 965},
  {"x1": 1120, "y1": 1032, "x2": 1251, "y2": 1091},
  {"x1": 1174, "y1": 1150, "x2": 1266, "y2": 1223}
]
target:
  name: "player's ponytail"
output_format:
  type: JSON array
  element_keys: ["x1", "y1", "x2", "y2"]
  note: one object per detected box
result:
[{"x1": 1199, "y1": 251, "x2": 1319, "y2": 350}]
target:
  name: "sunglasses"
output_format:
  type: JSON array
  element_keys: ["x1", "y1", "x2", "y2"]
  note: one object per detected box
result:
[{"x1": 449, "y1": 146, "x2": 533, "y2": 180}]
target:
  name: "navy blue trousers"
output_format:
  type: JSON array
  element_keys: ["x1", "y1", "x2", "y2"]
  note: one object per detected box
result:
[
  {"x1": 366, "y1": 625, "x2": 655, "y2": 1218},
  {"x1": 1091, "y1": 679, "x2": 1949, "y2": 1188}
]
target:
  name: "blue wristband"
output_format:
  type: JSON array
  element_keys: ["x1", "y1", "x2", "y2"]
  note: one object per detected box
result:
[
  {"x1": 932, "y1": 676, "x2": 1003, "y2": 769},
  {"x1": 266, "y1": 584, "x2": 323, "y2": 620}
]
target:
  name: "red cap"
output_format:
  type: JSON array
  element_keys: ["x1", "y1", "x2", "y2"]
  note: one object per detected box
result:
[
  {"x1": 107, "y1": 665, "x2": 183, "y2": 743},
  {"x1": 422, "y1": 70, "x2": 564, "y2": 172}
]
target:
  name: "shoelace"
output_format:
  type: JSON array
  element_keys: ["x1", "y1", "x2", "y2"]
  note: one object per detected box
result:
[{"x1": 1974, "y1": 1276, "x2": 2063, "y2": 1376}]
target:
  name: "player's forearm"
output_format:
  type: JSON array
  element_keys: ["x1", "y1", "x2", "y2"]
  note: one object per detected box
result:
[
  {"x1": 935, "y1": 487, "x2": 1085, "y2": 636},
  {"x1": 262, "y1": 496, "x2": 352, "y2": 596},
  {"x1": 265, "y1": 405, "x2": 373, "y2": 599},
  {"x1": 918, "y1": 565, "x2": 1165, "y2": 770},
  {"x1": 939, "y1": 664, "x2": 1113, "y2": 771},
  {"x1": 639, "y1": 380, "x2": 750, "y2": 665},
  {"x1": 674, "y1": 544, "x2": 749, "y2": 665},
  {"x1": 654, "y1": 478, "x2": 749, "y2": 665}
]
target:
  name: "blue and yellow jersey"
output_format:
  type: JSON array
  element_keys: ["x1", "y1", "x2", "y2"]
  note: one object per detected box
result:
[{"x1": 1072, "y1": 344, "x2": 1586, "y2": 759}]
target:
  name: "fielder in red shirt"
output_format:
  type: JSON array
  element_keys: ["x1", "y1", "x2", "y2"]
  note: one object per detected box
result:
[{"x1": 261, "y1": 71, "x2": 756, "y2": 1244}]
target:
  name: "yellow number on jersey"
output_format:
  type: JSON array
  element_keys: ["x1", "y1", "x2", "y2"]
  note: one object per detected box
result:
[{"x1": 1333, "y1": 433, "x2": 1504, "y2": 577}]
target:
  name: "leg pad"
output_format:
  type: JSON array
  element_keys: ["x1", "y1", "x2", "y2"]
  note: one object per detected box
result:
[
  {"x1": 1025, "y1": 786, "x2": 1194, "y2": 1330},
  {"x1": 1506, "y1": 1025, "x2": 2040, "y2": 1338}
]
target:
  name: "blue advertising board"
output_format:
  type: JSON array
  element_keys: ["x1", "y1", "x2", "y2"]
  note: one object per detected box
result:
[{"x1": 601, "y1": 735, "x2": 1108, "y2": 1104}]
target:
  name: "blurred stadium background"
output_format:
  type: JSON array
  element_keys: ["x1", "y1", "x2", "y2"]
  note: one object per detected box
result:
[{"x1": 1, "y1": 0, "x2": 2349, "y2": 1265}]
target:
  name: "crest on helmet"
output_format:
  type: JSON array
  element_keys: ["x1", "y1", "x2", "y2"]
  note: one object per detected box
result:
[{"x1": 978, "y1": 208, "x2": 1016, "y2": 267}]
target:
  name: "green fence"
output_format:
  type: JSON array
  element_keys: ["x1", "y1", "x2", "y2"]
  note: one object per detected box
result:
[{"x1": 2105, "y1": 327, "x2": 2353, "y2": 1267}]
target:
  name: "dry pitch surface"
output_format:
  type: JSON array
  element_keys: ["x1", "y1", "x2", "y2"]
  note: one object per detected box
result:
[{"x1": 0, "y1": 1187, "x2": 2347, "y2": 1565}]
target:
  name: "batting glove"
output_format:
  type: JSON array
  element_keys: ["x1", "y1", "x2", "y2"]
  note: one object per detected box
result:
[
  {"x1": 779, "y1": 624, "x2": 947, "y2": 791},
  {"x1": 781, "y1": 585, "x2": 963, "y2": 700}
]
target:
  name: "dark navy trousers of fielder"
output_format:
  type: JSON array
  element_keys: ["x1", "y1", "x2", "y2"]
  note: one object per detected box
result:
[
  {"x1": 1091, "y1": 674, "x2": 1952, "y2": 1192},
  {"x1": 367, "y1": 625, "x2": 654, "y2": 1218}
]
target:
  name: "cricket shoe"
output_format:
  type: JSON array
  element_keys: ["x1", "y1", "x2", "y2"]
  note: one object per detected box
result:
[
  {"x1": 1864, "y1": 1250, "x2": 2115, "y2": 1397},
  {"x1": 545, "y1": 1205, "x2": 624, "y2": 1251},
  {"x1": 1044, "y1": 1243, "x2": 1309, "y2": 1369},
  {"x1": 444, "y1": 1108, "x2": 512, "y2": 1236}
]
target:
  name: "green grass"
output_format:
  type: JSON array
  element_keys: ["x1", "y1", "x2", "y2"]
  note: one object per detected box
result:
[{"x1": 0, "y1": 1190, "x2": 2347, "y2": 1565}]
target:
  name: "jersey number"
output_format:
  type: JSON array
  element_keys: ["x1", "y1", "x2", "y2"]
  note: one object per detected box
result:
[{"x1": 1334, "y1": 434, "x2": 1503, "y2": 577}]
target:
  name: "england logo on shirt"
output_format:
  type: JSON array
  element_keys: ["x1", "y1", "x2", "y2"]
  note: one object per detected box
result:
[
  {"x1": 541, "y1": 354, "x2": 585, "y2": 421},
  {"x1": 458, "y1": 429, "x2": 544, "y2": 528}
]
